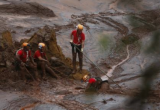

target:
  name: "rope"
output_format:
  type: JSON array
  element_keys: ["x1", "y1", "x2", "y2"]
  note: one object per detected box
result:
[{"x1": 71, "y1": 30, "x2": 123, "y2": 89}]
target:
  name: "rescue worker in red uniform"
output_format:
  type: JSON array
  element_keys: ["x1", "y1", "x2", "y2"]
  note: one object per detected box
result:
[
  {"x1": 15, "y1": 42, "x2": 39, "y2": 82},
  {"x1": 34, "y1": 43, "x2": 59, "y2": 80},
  {"x1": 70, "y1": 24, "x2": 85, "y2": 73},
  {"x1": 83, "y1": 75, "x2": 109, "y2": 92}
]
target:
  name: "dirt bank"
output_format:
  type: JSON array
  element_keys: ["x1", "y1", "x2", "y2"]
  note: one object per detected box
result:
[{"x1": 0, "y1": 1, "x2": 56, "y2": 17}]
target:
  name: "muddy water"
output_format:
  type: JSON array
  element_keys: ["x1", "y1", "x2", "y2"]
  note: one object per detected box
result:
[
  {"x1": 0, "y1": 0, "x2": 160, "y2": 109},
  {"x1": 65, "y1": 93, "x2": 128, "y2": 110},
  {"x1": 0, "y1": 90, "x2": 21, "y2": 109},
  {"x1": 33, "y1": 104, "x2": 66, "y2": 110}
]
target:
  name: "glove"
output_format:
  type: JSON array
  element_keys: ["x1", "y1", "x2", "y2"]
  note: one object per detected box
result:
[
  {"x1": 70, "y1": 39, "x2": 73, "y2": 43},
  {"x1": 81, "y1": 48, "x2": 83, "y2": 52},
  {"x1": 70, "y1": 39, "x2": 73, "y2": 46}
]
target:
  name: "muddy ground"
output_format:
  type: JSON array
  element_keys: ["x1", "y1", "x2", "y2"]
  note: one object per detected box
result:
[{"x1": 0, "y1": 0, "x2": 160, "y2": 110}]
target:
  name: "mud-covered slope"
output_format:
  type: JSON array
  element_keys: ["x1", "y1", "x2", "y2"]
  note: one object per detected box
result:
[
  {"x1": 0, "y1": 27, "x2": 72, "y2": 86},
  {"x1": 0, "y1": 0, "x2": 160, "y2": 109},
  {"x1": 0, "y1": 1, "x2": 56, "y2": 17}
]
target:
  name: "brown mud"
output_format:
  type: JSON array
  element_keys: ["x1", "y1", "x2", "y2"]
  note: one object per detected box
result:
[
  {"x1": 0, "y1": 1, "x2": 55, "y2": 17},
  {"x1": 0, "y1": 0, "x2": 160, "y2": 110}
]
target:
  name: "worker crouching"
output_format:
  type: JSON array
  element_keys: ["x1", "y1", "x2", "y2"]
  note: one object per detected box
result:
[
  {"x1": 15, "y1": 42, "x2": 40, "y2": 82},
  {"x1": 83, "y1": 75, "x2": 110, "y2": 93},
  {"x1": 34, "y1": 43, "x2": 59, "y2": 80}
]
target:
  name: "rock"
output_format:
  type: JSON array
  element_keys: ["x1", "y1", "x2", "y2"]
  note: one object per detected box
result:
[
  {"x1": 0, "y1": 31, "x2": 15, "y2": 68},
  {"x1": 2, "y1": 31, "x2": 13, "y2": 46},
  {"x1": 0, "y1": 2, "x2": 56, "y2": 17}
]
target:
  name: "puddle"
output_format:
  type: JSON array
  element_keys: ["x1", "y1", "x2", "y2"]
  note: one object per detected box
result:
[{"x1": 65, "y1": 93, "x2": 128, "y2": 110}]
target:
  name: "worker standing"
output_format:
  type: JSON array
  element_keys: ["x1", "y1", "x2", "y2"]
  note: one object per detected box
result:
[
  {"x1": 70, "y1": 24, "x2": 85, "y2": 73},
  {"x1": 34, "y1": 43, "x2": 59, "y2": 80}
]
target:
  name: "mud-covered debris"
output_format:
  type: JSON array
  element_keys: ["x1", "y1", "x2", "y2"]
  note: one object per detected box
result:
[{"x1": 0, "y1": 1, "x2": 56, "y2": 17}]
